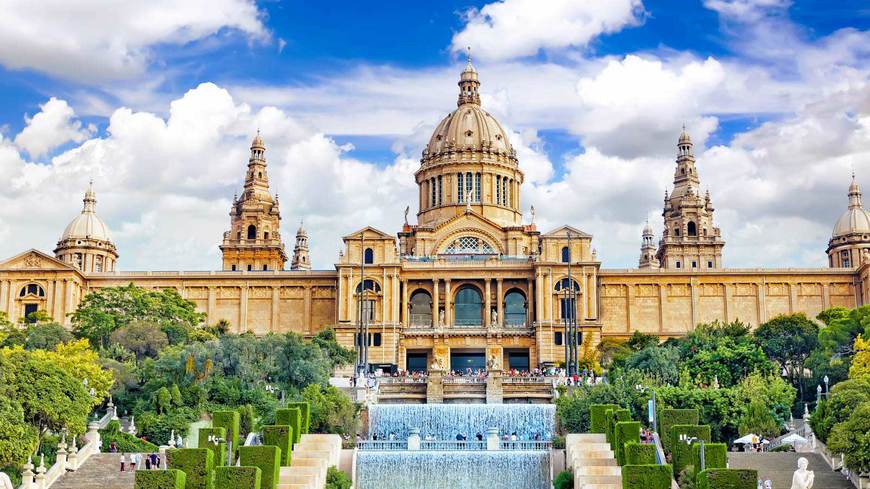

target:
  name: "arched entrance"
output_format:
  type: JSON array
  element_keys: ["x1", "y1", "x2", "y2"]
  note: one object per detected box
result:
[
  {"x1": 454, "y1": 285, "x2": 483, "y2": 327},
  {"x1": 409, "y1": 290, "x2": 433, "y2": 327},
  {"x1": 503, "y1": 289, "x2": 527, "y2": 326}
]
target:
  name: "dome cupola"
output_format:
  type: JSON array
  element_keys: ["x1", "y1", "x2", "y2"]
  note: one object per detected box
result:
[
  {"x1": 827, "y1": 173, "x2": 870, "y2": 268},
  {"x1": 54, "y1": 181, "x2": 118, "y2": 272}
]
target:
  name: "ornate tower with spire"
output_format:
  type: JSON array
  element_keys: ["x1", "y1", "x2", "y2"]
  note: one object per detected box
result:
[
  {"x1": 656, "y1": 127, "x2": 724, "y2": 269},
  {"x1": 290, "y1": 221, "x2": 311, "y2": 271},
  {"x1": 639, "y1": 220, "x2": 660, "y2": 269},
  {"x1": 828, "y1": 173, "x2": 870, "y2": 267},
  {"x1": 55, "y1": 181, "x2": 118, "y2": 272},
  {"x1": 220, "y1": 133, "x2": 287, "y2": 271}
]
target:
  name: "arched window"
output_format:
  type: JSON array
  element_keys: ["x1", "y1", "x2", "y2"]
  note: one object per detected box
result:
[
  {"x1": 258, "y1": 172, "x2": 262, "y2": 178},
  {"x1": 687, "y1": 221, "x2": 697, "y2": 237},
  {"x1": 674, "y1": 228, "x2": 680, "y2": 237},
  {"x1": 443, "y1": 236, "x2": 495, "y2": 255},
  {"x1": 19, "y1": 284, "x2": 45, "y2": 297},
  {"x1": 561, "y1": 246, "x2": 570, "y2": 263},
  {"x1": 356, "y1": 280, "x2": 382, "y2": 294},
  {"x1": 554, "y1": 278, "x2": 580, "y2": 292},
  {"x1": 454, "y1": 286, "x2": 483, "y2": 327},
  {"x1": 504, "y1": 290, "x2": 527, "y2": 326},
  {"x1": 409, "y1": 290, "x2": 433, "y2": 327},
  {"x1": 264, "y1": 232, "x2": 270, "y2": 240},
  {"x1": 364, "y1": 248, "x2": 374, "y2": 264},
  {"x1": 457, "y1": 173, "x2": 464, "y2": 203},
  {"x1": 247, "y1": 225, "x2": 257, "y2": 240},
  {"x1": 475, "y1": 173, "x2": 481, "y2": 202}
]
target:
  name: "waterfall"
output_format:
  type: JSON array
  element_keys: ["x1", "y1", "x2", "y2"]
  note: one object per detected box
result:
[
  {"x1": 368, "y1": 404, "x2": 555, "y2": 440},
  {"x1": 356, "y1": 451, "x2": 550, "y2": 489}
]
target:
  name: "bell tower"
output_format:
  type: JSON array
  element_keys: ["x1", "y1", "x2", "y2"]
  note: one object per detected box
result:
[
  {"x1": 220, "y1": 132, "x2": 287, "y2": 271},
  {"x1": 638, "y1": 220, "x2": 660, "y2": 269},
  {"x1": 291, "y1": 221, "x2": 311, "y2": 271}
]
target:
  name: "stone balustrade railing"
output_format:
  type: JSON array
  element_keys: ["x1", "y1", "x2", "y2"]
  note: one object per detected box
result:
[{"x1": 18, "y1": 401, "x2": 116, "y2": 489}]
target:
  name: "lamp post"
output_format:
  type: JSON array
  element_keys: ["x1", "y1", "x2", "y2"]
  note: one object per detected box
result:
[
  {"x1": 564, "y1": 232, "x2": 578, "y2": 376},
  {"x1": 816, "y1": 384, "x2": 822, "y2": 405},
  {"x1": 823, "y1": 375, "x2": 829, "y2": 398},
  {"x1": 207, "y1": 434, "x2": 232, "y2": 466},
  {"x1": 356, "y1": 234, "x2": 369, "y2": 377},
  {"x1": 680, "y1": 434, "x2": 704, "y2": 471}
]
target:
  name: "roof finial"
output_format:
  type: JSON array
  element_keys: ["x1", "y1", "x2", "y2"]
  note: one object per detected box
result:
[{"x1": 466, "y1": 46, "x2": 472, "y2": 64}]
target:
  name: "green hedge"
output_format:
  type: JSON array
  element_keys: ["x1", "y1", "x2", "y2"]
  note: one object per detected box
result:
[
  {"x1": 659, "y1": 409, "x2": 699, "y2": 451},
  {"x1": 214, "y1": 466, "x2": 261, "y2": 489},
  {"x1": 697, "y1": 469, "x2": 757, "y2": 489},
  {"x1": 275, "y1": 408, "x2": 302, "y2": 443},
  {"x1": 621, "y1": 464, "x2": 674, "y2": 489},
  {"x1": 590, "y1": 404, "x2": 620, "y2": 433},
  {"x1": 692, "y1": 443, "x2": 728, "y2": 473},
  {"x1": 262, "y1": 425, "x2": 293, "y2": 466},
  {"x1": 614, "y1": 421, "x2": 641, "y2": 466},
  {"x1": 197, "y1": 427, "x2": 228, "y2": 467},
  {"x1": 325, "y1": 466, "x2": 352, "y2": 489},
  {"x1": 285, "y1": 402, "x2": 310, "y2": 435},
  {"x1": 134, "y1": 469, "x2": 186, "y2": 489},
  {"x1": 607, "y1": 409, "x2": 631, "y2": 446},
  {"x1": 625, "y1": 442, "x2": 657, "y2": 465},
  {"x1": 670, "y1": 425, "x2": 712, "y2": 475},
  {"x1": 102, "y1": 420, "x2": 159, "y2": 453},
  {"x1": 239, "y1": 445, "x2": 281, "y2": 489},
  {"x1": 167, "y1": 448, "x2": 214, "y2": 489},
  {"x1": 212, "y1": 411, "x2": 240, "y2": 457}
]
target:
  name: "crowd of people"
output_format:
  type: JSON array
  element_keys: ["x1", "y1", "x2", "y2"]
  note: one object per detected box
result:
[{"x1": 115, "y1": 449, "x2": 162, "y2": 472}]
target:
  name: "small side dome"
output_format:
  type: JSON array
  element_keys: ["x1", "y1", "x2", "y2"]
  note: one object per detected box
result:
[
  {"x1": 60, "y1": 183, "x2": 113, "y2": 243},
  {"x1": 833, "y1": 174, "x2": 870, "y2": 238}
]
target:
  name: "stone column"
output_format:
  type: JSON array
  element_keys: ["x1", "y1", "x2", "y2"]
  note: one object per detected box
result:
[
  {"x1": 207, "y1": 287, "x2": 216, "y2": 322},
  {"x1": 486, "y1": 372, "x2": 503, "y2": 404},
  {"x1": 427, "y1": 370, "x2": 444, "y2": 403},
  {"x1": 56, "y1": 436, "x2": 68, "y2": 470},
  {"x1": 64, "y1": 279, "x2": 74, "y2": 322},
  {"x1": 271, "y1": 286, "x2": 280, "y2": 332},
  {"x1": 486, "y1": 427, "x2": 500, "y2": 450},
  {"x1": 348, "y1": 269, "x2": 355, "y2": 323},
  {"x1": 485, "y1": 279, "x2": 492, "y2": 327},
  {"x1": 432, "y1": 278, "x2": 439, "y2": 327},
  {"x1": 20, "y1": 457, "x2": 34, "y2": 489},
  {"x1": 822, "y1": 283, "x2": 831, "y2": 309},
  {"x1": 408, "y1": 428, "x2": 421, "y2": 450},
  {"x1": 444, "y1": 279, "x2": 452, "y2": 327},
  {"x1": 304, "y1": 286, "x2": 312, "y2": 334},
  {"x1": 0, "y1": 280, "x2": 7, "y2": 319},
  {"x1": 239, "y1": 286, "x2": 248, "y2": 333},
  {"x1": 527, "y1": 278, "x2": 534, "y2": 325},
  {"x1": 402, "y1": 279, "x2": 409, "y2": 325},
  {"x1": 496, "y1": 278, "x2": 504, "y2": 327},
  {"x1": 535, "y1": 271, "x2": 544, "y2": 325}
]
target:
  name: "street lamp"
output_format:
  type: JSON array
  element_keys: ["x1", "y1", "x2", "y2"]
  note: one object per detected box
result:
[
  {"x1": 207, "y1": 434, "x2": 232, "y2": 466},
  {"x1": 816, "y1": 384, "x2": 822, "y2": 404},
  {"x1": 823, "y1": 375, "x2": 829, "y2": 397},
  {"x1": 679, "y1": 434, "x2": 704, "y2": 471}
]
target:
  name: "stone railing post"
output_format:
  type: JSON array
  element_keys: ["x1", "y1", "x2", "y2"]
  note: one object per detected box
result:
[
  {"x1": 34, "y1": 455, "x2": 46, "y2": 489},
  {"x1": 408, "y1": 428, "x2": 421, "y2": 451},
  {"x1": 20, "y1": 456, "x2": 34, "y2": 489},
  {"x1": 86, "y1": 421, "x2": 101, "y2": 453},
  {"x1": 486, "y1": 427, "x2": 500, "y2": 451},
  {"x1": 67, "y1": 437, "x2": 79, "y2": 471},
  {"x1": 56, "y1": 435, "x2": 68, "y2": 470}
]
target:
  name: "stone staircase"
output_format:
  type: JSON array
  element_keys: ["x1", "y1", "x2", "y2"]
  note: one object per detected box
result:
[
  {"x1": 277, "y1": 434, "x2": 343, "y2": 489},
  {"x1": 565, "y1": 433, "x2": 622, "y2": 489},
  {"x1": 728, "y1": 452, "x2": 853, "y2": 489},
  {"x1": 51, "y1": 454, "x2": 135, "y2": 489}
]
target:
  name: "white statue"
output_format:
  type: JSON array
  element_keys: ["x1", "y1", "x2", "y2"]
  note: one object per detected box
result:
[
  {"x1": 0, "y1": 471, "x2": 14, "y2": 489},
  {"x1": 438, "y1": 309, "x2": 445, "y2": 327},
  {"x1": 404, "y1": 206, "x2": 410, "y2": 226},
  {"x1": 790, "y1": 457, "x2": 814, "y2": 489},
  {"x1": 491, "y1": 309, "x2": 498, "y2": 327}
]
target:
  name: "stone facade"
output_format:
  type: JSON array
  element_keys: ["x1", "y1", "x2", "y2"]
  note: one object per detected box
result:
[{"x1": 1, "y1": 61, "x2": 867, "y2": 372}]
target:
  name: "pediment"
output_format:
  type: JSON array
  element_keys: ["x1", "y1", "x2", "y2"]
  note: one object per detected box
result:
[
  {"x1": 431, "y1": 210, "x2": 506, "y2": 236},
  {"x1": 343, "y1": 226, "x2": 395, "y2": 241},
  {"x1": 542, "y1": 225, "x2": 592, "y2": 239},
  {"x1": 0, "y1": 249, "x2": 78, "y2": 271}
]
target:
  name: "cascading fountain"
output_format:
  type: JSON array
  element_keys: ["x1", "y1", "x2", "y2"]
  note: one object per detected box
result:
[{"x1": 356, "y1": 404, "x2": 554, "y2": 489}]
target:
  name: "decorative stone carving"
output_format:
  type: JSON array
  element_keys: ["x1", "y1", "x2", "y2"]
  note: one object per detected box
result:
[
  {"x1": 23, "y1": 255, "x2": 42, "y2": 268},
  {"x1": 790, "y1": 457, "x2": 814, "y2": 489}
]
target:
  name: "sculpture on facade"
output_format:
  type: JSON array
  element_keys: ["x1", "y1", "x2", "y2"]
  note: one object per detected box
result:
[
  {"x1": 490, "y1": 309, "x2": 498, "y2": 328},
  {"x1": 790, "y1": 457, "x2": 814, "y2": 489},
  {"x1": 486, "y1": 353, "x2": 500, "y2": 371},
  {"x1": 438, "y1": 309, "x2": 445, "y2": 328}
]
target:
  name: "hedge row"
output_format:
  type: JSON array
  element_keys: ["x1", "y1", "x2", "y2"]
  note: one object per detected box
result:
[
  {"x1": 606, "y1": 409, "x2": 631, "y2": 446},
  {"x1": 275, "y1": 408, "x2": 302, "y2": 444},
  {"x1": 621, "y1": 464, "x2": 673, "y2": 489},
  {"x1": 134, "y1": 469, "x2": 186, "y2": 489},
  {"x1": 214, "y1": 466, "x2": 261, "y2": 489},
  {"x1": 262, "y1": 425, "x2": 293, "y2": 466},
  {"x1": 670, "y1": 425, "x2": 712, "y2": 475},
  {"x1": 197, "y1": 427, "x2": 228, "y2": 467},
  {"x1": 167, "y1": 448, "x2": 214, "y2": 489},
  {"x1": 285, "y1": 402, "x2": 310, "y2": 435},
  {"x1": 624, "y1": 442, "x2": 657, "y2": 465},
  {"x1": 697, "y1": 469, "x2": 758, "y2": 489},
  {"x1": 614, "y1": 422, "x2": 641, "y2": 466},
  {"x1": 212, "y1": 411, "x2": 240, "y2": 457},
  {"x1": 239, "y1": 445, "x2": 281, "y2": 489},
  {"x1": 658, "y1": 408, "x2": 699, "y2": 452},
  {"x1": 692, "y1": 443, "x2": 728, "y2": 473},
  {"x1": 590, "y1": 404, "x2": 620, "y2": 434}
]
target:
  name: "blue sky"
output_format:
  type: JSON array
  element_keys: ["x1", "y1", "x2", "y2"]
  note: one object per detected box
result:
[{"x1": 0, "y1": 0, "x2": 868, "y2": 270}]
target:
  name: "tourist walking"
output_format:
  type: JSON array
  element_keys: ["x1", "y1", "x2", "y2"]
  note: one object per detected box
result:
[
  {"x1": 119, "y1": 454, "x2": 126, "y2": 472},
  {"x1": 130, "y1": 453, "x2": 138, "y2": 471},
  {"x1": 144, "y1": 455, "x2": 151, "y2": 470}
]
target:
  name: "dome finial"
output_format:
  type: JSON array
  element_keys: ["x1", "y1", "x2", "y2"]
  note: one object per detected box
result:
[{"x1": 458, "y1": 46, "x2": 480, "y2": 106}]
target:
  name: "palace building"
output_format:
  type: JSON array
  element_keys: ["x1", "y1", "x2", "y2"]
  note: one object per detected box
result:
[{"x1": 1, "y1": 60, "x2": 867, "y2": 373}]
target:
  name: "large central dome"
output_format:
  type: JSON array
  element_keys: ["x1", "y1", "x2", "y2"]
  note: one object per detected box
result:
[{"x1": 414, "y1": 56, "x2": 524, "y2": 228}]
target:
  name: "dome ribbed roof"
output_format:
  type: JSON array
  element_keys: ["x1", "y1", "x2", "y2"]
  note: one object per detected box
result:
[
  {"x1": 425, "y1": 106, "x2": 513, "y2": 156},
  {"x1": 61, "y1": 184, "x2": 113, "y2": 242},
  {"x1": 832, "y1": 175, "x2": 870, "y2": 238}
]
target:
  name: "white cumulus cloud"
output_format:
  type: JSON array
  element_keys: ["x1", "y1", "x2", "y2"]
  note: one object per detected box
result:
[{"x1": 14, "y1": 97, "x2": 94, "y2": 158}]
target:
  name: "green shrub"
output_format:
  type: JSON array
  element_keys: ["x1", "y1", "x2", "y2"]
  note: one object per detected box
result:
[
  {"x1": 625, "y1": 442, "x2": 657, "y2": 465},
  {"x1": 670, "y1": 425, "x2": 712, "y2": 475},
  {"x1": 621, "y1": 464, "x2": 673, "y2": 489},
  {"x1": 659, "y1": 409, "x2": 699, "y2": 451},
  {"x1": 102, "y1": 420, "x2": 159, "y2": 453},
  {"x1": 692, "y1": 443, "x2": 727, "y2": 473},
  {"x1": 325, "y1": 466, "x2": 352, "y2": 489},
  {"x1": 212, "y1": 411, "x2": 240, "y2": 457},
  {"x1": 275, "y1": 408, "x2": 302, "y2": 443},
  {"x1": 285, "y1": 401, "x2": 310, "y2": 434},
  {"x1": 607, "y1": 409, "x2": 631, "y2": 446},
  {"x1": 590, "y1": 404, "x2": 620, "y2": 433},
  {"x1": 553, "y1": 469, "x2": 574, "y2": 489},
  {"x1": 167, "y1": 448, "x2": 214, "y2": 489},
  {"x1": 614, "y1": 421, "x2": 641, "y2": 465},
  {"x1": 697, "y1": 469, "x2": 757, "y2": 489},
  {"x1": 134, "y1": 469, "x2": 186, "y2": 489},
  {"x1": 197, "y1": 427, "x2": 228, "y2": 467},
  {"x1": 214, "y1": 466, "x2": 261, "y2": 489},
  {"x1": 262, "y1": 425, "x2": 293, "y2": 466},
  {"x1": 239, "y1": 445, "x2": 281, "y2": 489}
]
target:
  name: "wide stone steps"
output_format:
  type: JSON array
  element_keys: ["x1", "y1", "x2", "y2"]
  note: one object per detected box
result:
[
  {"x1": 565, "y1": 433, "x2": 622, "y2": 489},
  {"x1": 51, "y1": 454, "x2": 135, "y2": 489},
  {"x1": 728, "y1": 452, "x2": 853, "y2": 489},
  {"x1": 276, "y1": 434, "x2": 343, "y2": 489}
]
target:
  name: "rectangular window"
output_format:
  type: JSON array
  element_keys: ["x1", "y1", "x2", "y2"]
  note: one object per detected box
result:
[
  {"x1": 373, "y1": 333, "x2": 382, "y2": 346},
  {"x1": 676, "y1": 261, "x2": 681, "y2": 269},
  {"x1": 496, "y1": 175, "x2": 501, "y2": 204},
  {"x1": 502, "y1": 178, "x2": 508, "y2": 206},
  {"x1": 232, "y1": 264, "x2": 237, "y2": 271},
  {"x1": 263, "y1": 264, "x2": 268, "y2": 271},
  {"x1": 362, "y1": 299, "x2": 376, "y2": 321},
  {"x1": 691, "y1": 261, "x2": 697, "y2": 268},
  {"x1": 475, "y1": 173, "x2": 481, "y2": 202},
  {"x1": 554, "y1": 331, "x2": 563, "y2": 346},
  {"x1": 94, "y1": 256, "x2": 103, "y2": 272},
  {"x1": 457, "y1": 173, "x2": 464, "y2": 203},
  {"x1": 437, "y1": 175, "x2": 442, "y2": 206},
  {"x1": 247, "y1": 264, "x2": 252, "y2": 271},
  {"x1": 465, "y1": 172, "x2": 472, "y2": 201},
  {"x1": 707, "y1": 261, "x2": 713, "y2": 268},
  {"x1": 431, "y1": 178, "x2": 437, "y2": 207}
]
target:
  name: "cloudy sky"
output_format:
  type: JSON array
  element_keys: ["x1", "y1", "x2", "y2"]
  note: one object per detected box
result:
[{"x1": 0, "y1": 0, "x2": 868, "y2": 270}]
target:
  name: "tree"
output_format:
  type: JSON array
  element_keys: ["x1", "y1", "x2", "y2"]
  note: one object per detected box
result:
[
  {"x1": 626, "y1": 331, "x2": 659, "y2": 351},
  {"x1": 312, "y1": 329, "x2": 355, "y2": 369},
  {"x1": 20, "y1": 310, "x2": 53, "y2": 325},
  {"x1": 33, "y1": 339, "x2": 113, "y2": 406},
  {"x1": 738, "y1": 398, "x2": 781, "y2": 438},
  {"x1": 623, "y1": 346, "x2": 680, "y2": 384},
  {"x1": 828, "y1": 400, "x2": 870, "y2": 472},
  {"x1": 755, "y1": 314, "x2": 819, "y2": 401},
  {"x1": 0, "y1": 397, "x2": 39, "y2": 466},
  {"x1": 155, "y1": 387, "x2": 172, "y2": 414},
  {"x1": 850, "y1": 337, "x2": 870, "y2": 379},
  {"x1": 24, "y1": 323, "x2": 73, "y2": 351},
  {"x1": 109, "y1": 320, "x2": 169, "y2": 359},
  {"x1": 302, "y1": 384, "x2": 358, "y2": 437}
]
